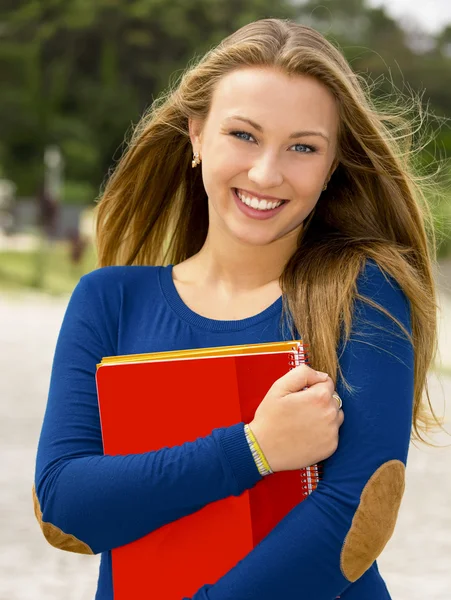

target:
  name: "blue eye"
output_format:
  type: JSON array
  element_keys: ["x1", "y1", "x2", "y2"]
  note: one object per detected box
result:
[
  {"x1": 229, "y1": 130, "x2": 316, "y2": 153},
  {"x1": 230, "y1": 131, "x2": 255, "y2": 142},
  {"x1": 293, "y1": 144, "x2": 316, "y2": 153}
]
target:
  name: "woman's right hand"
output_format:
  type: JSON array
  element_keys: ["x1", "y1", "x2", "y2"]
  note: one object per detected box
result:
[{"x1": 248, "y1": 365, "x2": 344, "y2": 473}]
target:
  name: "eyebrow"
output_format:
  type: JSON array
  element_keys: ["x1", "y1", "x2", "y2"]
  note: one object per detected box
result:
[{"x1": 223, "y1": 115, "x2": 330, "y2": 143}]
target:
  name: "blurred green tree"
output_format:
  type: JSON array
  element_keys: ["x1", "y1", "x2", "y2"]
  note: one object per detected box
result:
[
  {"x1": 0, "y1": 0, "x2": 449, "y2": 215},
  {"x1": 0, "y1": 0, "x2": 296, "y2": 198}
]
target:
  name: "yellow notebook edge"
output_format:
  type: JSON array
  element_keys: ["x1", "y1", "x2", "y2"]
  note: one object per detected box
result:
[{"x1": 96, "y1": 339, "x2": 307, "y2": 370}]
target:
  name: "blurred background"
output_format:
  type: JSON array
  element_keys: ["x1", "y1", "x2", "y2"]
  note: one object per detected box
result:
[{"x1": 0, "y1": 1, "x2": 450, "y2": 599}]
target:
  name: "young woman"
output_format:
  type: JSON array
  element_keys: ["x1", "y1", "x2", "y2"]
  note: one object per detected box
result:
[{"x1": 33, "y1": 18, "x2": 439, "y2": 599}]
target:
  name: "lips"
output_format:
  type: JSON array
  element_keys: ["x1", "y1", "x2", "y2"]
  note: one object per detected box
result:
[
  {"x1": 234, "y1": 189, "x2": 285, "y2": 211},
  {"x1": 232, "y1": 187, "x2": 288, "y2": 220}
]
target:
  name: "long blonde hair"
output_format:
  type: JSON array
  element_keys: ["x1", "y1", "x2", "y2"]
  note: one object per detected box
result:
[{"x1": 94, "y1": 18, "x2": 443, "y2": 444}]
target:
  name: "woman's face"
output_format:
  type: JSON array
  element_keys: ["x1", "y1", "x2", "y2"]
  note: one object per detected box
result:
[{"x1": 189, "y1": 66, "x2": 339, "y2": 247}]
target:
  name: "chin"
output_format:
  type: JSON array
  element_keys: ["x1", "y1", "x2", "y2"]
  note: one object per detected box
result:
[{"x1": 230, "y1": 227, "x2": 283, "y2": 247}]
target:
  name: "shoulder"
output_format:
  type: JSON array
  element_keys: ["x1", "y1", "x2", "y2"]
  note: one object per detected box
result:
[
  {"x1": 355, "y1": 259, "x2": 411, "y2": 322},
  {"x1": 80, "y1": 265, "x2": 161, "y2": 289},
  {"x1": 62, "y1": 266, "x2": 164, "y2": 352},
  {"x1": 67, "y1": 265, "x2": 163, "y2": 320},
  {"x1": 75, "y1": 265, "x2": 162, "y2": 302},
  {"x1": 347, "y1": 259, "x2": 413, "y2": 352}
]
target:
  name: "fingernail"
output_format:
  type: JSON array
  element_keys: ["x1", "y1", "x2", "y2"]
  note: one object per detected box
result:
[{"x1": 316, "y1": 371, "x2": 329, "y2": 380}]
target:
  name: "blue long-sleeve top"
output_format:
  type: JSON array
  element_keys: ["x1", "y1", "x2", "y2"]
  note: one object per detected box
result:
[{"x1": 34, "y1": 260, "x2": 414, "y2": 599}]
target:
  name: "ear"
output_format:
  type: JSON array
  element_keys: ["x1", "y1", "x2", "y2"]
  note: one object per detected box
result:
[{"x1": 188, "y1": 117, "x2": 204, "y2": 149}]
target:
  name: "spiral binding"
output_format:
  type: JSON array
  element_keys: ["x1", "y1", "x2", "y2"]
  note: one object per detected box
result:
[
  {"x1": 289, "y1": 341, "x2": 323, "y2": 497},
  {"x1": 289, "y1": 343, "x2": 338, "y2": 598}
]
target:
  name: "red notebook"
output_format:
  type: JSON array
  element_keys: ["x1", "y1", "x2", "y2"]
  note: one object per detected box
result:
[{"x1": 96, "y1": 340, "x2": 321, "y2": 599}]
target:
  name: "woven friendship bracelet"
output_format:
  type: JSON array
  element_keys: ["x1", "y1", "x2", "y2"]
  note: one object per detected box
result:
[
  {"x1": 244, "y1": 425, "x2": 270, "y2": 476},
  {"x1": 244, "y1": 423, "x2": 273, "y2": 476}
]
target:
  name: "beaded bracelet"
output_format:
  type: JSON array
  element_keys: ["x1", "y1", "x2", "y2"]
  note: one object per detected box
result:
[{"x1": 243, "y1": 423, "x2": 273, "y2": 477}]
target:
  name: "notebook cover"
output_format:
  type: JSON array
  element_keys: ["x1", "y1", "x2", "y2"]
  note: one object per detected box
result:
[{"x1": 96, "y1": 342, "x2": 317, "y2": 599}]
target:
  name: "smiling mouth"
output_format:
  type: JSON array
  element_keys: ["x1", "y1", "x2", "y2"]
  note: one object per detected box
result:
[{"x1": 234, "y1": 188, "x2": 287, "y2": 211}]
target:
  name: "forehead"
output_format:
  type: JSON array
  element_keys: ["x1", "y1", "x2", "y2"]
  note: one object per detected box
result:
[{"x1": 209, "y1": 67, "x2": 338, "y2": 135}]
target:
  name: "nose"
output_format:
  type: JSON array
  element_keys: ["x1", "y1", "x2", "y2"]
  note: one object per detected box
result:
[{"x1": 247, "y1": 152, "x2": 284, "y2": 190}]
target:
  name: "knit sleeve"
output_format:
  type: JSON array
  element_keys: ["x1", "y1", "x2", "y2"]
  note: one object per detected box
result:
[
  {"x1": 33, "y1": 271, "x2": 262, "y2": 556},
  {"x1": 189, "y1": 260, "x2": 414, "y2": 600}
]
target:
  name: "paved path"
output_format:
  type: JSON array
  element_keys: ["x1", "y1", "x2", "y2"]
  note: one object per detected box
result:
[{"x1": 0, "y1": 280, "x2": 450, "y2": 600}]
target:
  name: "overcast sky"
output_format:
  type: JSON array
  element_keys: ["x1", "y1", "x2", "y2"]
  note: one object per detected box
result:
[{"x1": 368, "y1": 0, "x2": 451, "y2": 33}]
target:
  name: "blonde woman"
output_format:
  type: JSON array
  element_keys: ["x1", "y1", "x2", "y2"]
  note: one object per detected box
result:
[{"x1": 34, "y1": 18, "x2": 439, "y2": 599}]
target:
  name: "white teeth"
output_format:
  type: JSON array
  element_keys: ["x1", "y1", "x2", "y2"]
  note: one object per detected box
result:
[{"x1": 236, "y1": 190, "x2": 283, "y2": 211}]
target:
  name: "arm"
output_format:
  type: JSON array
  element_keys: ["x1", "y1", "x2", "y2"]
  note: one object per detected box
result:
[
  {"x1": 33, "y1": 272, "x2": 262, "y2": 556},
  {"x1": 189, "y1": 261, "x2": 414, "y2": 599}
]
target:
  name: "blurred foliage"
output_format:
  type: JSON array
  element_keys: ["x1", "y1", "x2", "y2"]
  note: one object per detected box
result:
[
  {"x1": 0, "y1": 0, "x2": 296, "y2": 197},
  {"x1": 432, "y1": 191, "x2": 451, "y2": 257},
  {"x1": 0, "y1": 0, "x2": 450, "y2": 230},
  {"x1": 63, "y1": 179, "x2": 97, "y2": 204}
]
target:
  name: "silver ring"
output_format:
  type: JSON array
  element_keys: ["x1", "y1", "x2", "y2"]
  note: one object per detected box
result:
[{"x1": 332, "y1": 392, "x2": 343, "y2": 411}]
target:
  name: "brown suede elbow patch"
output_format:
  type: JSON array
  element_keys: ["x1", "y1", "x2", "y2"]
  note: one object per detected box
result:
[
  {"x1": 32, "y1": 485, "x2": 94, "y2": 555},
  {"x1": 340, "y1": 460, "x2": 405, "y2": 582}
]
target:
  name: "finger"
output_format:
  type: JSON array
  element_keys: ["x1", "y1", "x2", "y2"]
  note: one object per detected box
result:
[
  {"x1": 274, "y1": 365, "x2": 329, "y2": 395},
  {"x1": 288, "y1": 379, "x2": 334, "y2": 406}
]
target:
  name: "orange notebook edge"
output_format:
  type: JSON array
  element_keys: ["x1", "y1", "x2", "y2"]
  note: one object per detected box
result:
[{"x1": 96, "y1": 339, "x2": 308, "y2": 370}]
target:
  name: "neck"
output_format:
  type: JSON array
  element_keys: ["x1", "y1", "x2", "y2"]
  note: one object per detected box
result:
[{"x1": 190, "y1": 225, "x2": 300, "y2": 294}]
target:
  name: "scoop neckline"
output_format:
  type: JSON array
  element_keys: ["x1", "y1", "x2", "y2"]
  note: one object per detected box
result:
[{"x1": 159, "y1": 264, "x2": 283, "y2": 332}]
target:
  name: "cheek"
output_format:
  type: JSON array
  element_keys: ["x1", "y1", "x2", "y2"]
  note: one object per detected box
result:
[
  {"x1": 201, "y1": 150, "x2": 247, "y2": 195},
  {"x1": 289, "y1": 161, "x2": 327, "y2": 197}
]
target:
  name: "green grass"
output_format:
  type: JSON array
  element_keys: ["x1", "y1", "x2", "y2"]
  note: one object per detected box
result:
[{"x1": 0, "y1": 240, "x2": 98, "y2": 296}]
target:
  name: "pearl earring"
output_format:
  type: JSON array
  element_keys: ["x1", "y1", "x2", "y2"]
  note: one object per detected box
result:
[{"x1": 192, "y1": 152, "x2": 201, "y2": 168}]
